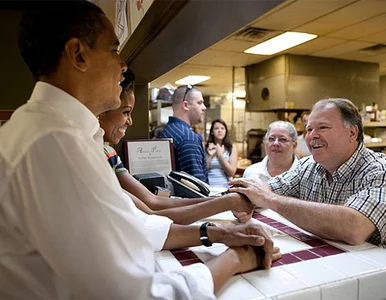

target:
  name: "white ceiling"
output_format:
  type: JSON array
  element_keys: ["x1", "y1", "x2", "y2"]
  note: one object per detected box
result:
[{"x1": 150, "y1": 0, "x2": 386, "y2": 97}]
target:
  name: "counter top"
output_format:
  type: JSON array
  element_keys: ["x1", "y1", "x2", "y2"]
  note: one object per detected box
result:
[{"x1": 155, "y1": 210, "x2": 386, "y2": 300}]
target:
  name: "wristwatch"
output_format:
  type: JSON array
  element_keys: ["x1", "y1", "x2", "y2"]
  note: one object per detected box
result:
[{"x1": 200, "y1": 222, "x2": 216, "y2": 247}]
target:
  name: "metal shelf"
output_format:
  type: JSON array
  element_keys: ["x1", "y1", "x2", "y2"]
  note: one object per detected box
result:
[
  {"x1": 363, "y1": 122, "x2": 386, "y2": 128},
  {"x1": 365, "y1": 141, "x2": 386, "y2": 148}
]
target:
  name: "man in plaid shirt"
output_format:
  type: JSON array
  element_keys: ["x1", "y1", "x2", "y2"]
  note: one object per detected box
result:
[{"x1": 231, "y1": 98, "x2": 386, "y2": 247}]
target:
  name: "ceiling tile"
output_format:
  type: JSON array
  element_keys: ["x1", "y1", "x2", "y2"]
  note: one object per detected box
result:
[
  {"x1": 327, "y1": 13, "x2": 386, "y2": 39},
  {"x1": 209, "y1": 39, "x2": 262, "y2": 53},
  {"x1": 357, "y1": 29, "x2": 386, "y2": 44},
  {"x1": 296, "y1": 0, "x2": 386, "y2": 35},
  {"x1": 287, "y1": 36, "x2": 346, "y2": 54},
  {"x1": 250, "y1": 0, "x2": 355, "y2": 31},
  {"x1": 310, "y1": 41, "x2": 376, "y2": 57},
  {"x1": 188, "y1": 49, "x2": 239, "y2": 67}
]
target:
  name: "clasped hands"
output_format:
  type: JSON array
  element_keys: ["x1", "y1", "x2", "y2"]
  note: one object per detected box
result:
[
  {"x1": 228, "y1": 177, "x2": 273, "y2": 210},
  {"x1": 227, "y1": 178, "x2": 272, "y2": 223},
  {"x1": 207, "y1": 142, "x2": 224, "y2": 158},
  {"x1": 212, "y1": 222, "x2": 281, "y2": 270}
]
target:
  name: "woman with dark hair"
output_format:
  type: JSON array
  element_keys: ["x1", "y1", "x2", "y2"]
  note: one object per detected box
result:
[{"x1": 205, "y1": 119, "x2": 238, "y2": 187}]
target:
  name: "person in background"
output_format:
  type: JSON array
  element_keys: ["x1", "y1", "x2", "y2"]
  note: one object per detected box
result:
[
  {"x1": 243, "y1": 121, "x2": 299, "y2": 181},
  {"x1": 151, "y1": 124, "x2": 166, "y2": 138},
  {"x1": 205, "y1": 119, "x2": 238, "y2": 188},
  {"x1": 230, "y1": 98, "x2": 386, "y2": 247},
  {"x1": 161, "y1": 85, "x2": 209, "y2": 183},
  {"x1": 0, "y1": 2, "x2": 279, "y2": 299},
  {"x1": 296, "y1": 111, "x2": 312, "y2": 157},
  {"x1": 99, "y1": 74, "x2": 256, "y2": 225}
]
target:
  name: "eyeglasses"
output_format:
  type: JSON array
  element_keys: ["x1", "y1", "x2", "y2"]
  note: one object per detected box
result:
[
  {"x1": 265, "y1": 136, "x2": 291, "y2": 144},
  {"x1": 182, "y1": 84, "x2": 194, "y2": 102}
]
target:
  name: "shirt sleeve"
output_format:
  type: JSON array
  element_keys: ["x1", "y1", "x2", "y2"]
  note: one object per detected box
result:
[
  {"x1": 344, "y1": 171, "x2": 386, "y2": 246},
  {"x1": 104, "y1": 144, "x2": 128, "y2": 174},
  {"x1": 121, "y1": 190, "x2": 173, "y2": 252},
  {"x1": 269, "y1": 168, "x2": 301, "y2": 198},
  {"x1": 21, "y1": 132, "x2": 215, "y2": 299}
]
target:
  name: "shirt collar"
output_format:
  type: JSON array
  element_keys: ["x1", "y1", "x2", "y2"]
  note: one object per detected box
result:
[
  {"x1": 333, "y1": 143, "x2": 363, "y2": 179},
  {"x1": 28, "y1": 81, "x2": 100, "y2": 137},
  {"x1": 314, "y1": 143, "x2": 363, "y2": 181},
  {"x1": 168, "y1": 116, "x2": 192, "y2": 130}
]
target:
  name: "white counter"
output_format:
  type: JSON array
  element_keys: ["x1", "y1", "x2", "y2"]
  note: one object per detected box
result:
[{"x1": 155, "y1": 209, "x2": 386, "y2": 300}]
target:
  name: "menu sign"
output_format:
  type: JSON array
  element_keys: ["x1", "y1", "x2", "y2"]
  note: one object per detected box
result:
[{"x1": 124, "y1": 139, "x2": 174, "y2": 175}]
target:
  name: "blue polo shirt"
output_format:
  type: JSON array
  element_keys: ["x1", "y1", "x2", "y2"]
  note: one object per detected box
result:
[{"x1": 162, "y1": 116, "x2": 208, "y2": 183}]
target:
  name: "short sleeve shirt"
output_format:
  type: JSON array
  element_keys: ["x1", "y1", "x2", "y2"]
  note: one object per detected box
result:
[
  {"x1": 162, "y1": 116, "x2": 208, "y2": 183},
  {"x1": 103, "y1": 144, "x2": 128, "y2": 174}
]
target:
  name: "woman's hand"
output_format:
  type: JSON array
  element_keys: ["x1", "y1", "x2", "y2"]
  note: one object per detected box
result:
[
  {"x1": 215, "y1": 143, "x2": 225, "y2": 157},
  {"x1": 207, "y1": 142, "x2": 216, "y2": 157}
]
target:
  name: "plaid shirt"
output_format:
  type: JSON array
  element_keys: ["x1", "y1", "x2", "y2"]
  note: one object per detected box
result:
[{"x1": 269, "y1": 143, "x2": 386, "y2": 247}]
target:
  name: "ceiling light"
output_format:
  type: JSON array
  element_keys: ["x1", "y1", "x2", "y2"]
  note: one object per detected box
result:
[
  {"x1": 175, "y1": 76, "x2": 211, "y2": 85},
  {"x1": 234, "y1": 90, "x2": 246, "y2": 98},
  {"x1": 244, "y1": 32, "x2": 318, "y2": 55}
]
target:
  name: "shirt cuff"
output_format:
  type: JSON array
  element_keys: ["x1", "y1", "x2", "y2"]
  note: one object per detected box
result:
[
  {"x1": 145, "y1": 214, "x2": 173, "y2": 251},
  {"x1": 181, "y1": 263, "x2": 215, "y2": 299}
]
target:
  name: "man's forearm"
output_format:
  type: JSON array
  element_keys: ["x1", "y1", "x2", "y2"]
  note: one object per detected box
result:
[
  {"x1": 155, "y1": 195, "x2": 236, "y2": 225},
  {"x1": 269, "y1": 194, "x2": 375, "y2": 245},
  {"x1": 162, "y1": 224, "x2": 228, "y2": 249}
]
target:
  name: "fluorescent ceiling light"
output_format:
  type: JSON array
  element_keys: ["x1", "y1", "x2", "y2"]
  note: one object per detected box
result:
[
  {"x1": 234, "y1": 90, "x2": 246, "y2": 98},
  {"x1": 175, "y1": 75, "x2": 210, "y2": 85},
  {"x1": 244, "y1": 32, "x2": 318, "y2": 55}
]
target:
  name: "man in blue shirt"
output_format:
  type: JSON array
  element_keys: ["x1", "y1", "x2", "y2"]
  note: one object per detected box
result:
[{"x1": 162, "y1": 85, "x2": 208, "y2": 183}]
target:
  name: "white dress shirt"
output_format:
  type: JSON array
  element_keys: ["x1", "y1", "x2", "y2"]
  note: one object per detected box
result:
[
  {"x1": 0, "y1": 82, "x2": 215, "y2": 299},
  {"x1": 243, "y1": 156, "x2": 299, "y2": 181}
]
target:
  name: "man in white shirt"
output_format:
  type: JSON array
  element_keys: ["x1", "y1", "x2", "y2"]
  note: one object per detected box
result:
[{"x1": 0, "y1": 2, "x2": 279, "y2": 299}]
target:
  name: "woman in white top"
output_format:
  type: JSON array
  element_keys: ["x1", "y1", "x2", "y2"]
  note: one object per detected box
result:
[
  {"x1": 205, "y1": 119, "x2": 238, "y2": 187},
  {"x1": 243, "y1": 121, "x2": 299, "y2": 181}
]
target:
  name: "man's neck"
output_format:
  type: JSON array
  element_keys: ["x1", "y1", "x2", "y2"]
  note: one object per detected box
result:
[{"x1": 173, "y1": 113, "x2": 191, "y2": 126}]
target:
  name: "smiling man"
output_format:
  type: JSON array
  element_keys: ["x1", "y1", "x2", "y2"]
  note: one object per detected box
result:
[
  {"x1": 0, "y1": 1, "x2": 274, "y2": 299},
  {"x1": 230, "y1": 98, "x2": 386, "y2": 247}
]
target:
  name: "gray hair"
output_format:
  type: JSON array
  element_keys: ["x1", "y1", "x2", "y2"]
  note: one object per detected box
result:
[
  {"x1": 312, "y1": 98, "x2": 363, "y2": 143},
  {"x1": 265, "y1": 121, "x2": 297, "y2": 141}
]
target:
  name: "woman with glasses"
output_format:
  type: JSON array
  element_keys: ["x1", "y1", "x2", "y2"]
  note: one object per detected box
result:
[
  {"x1": 205, "y1": 119, "x2": 238, "y2": 188},
  {"x1": 243, "y1": 121, "x2": 299, "y2": 181}
]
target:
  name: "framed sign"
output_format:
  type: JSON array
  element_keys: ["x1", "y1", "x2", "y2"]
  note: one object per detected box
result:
[{"x1": 124, "y1": 138, "x2": 175, "y2": 175}]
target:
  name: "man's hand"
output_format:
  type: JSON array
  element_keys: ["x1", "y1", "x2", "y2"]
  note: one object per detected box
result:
[
  {"x1": 228, "y1": 178, "x2": 273, "y2": 209},
  {"x1": 232, "y1": 210, "x2": 254, "y2": 223},
  {"x1": 226, "y1": 192, "x2": 254, "y2": 215},
  {"x1": 227, "y1": 245, "x2": 282, "y2": 273},
  {"x1": 210, "y1": 223, "x2": 276, "y2": 269}
]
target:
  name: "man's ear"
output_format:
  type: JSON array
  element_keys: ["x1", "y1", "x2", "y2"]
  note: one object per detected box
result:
[
  {"x1": 64, "y1": 37, "x2": 88, "y2": 72},
  {"x1": 182, "y1": 100, "x2": 189, "y2": 111},
  {"x1": 350, "y1": 125, "x2": 359, "y2": 142}
]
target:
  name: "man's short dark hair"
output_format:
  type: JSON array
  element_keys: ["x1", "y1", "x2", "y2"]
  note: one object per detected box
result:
[{"x1": 18, "y1": 1, "x2": 105, "y2": 81}]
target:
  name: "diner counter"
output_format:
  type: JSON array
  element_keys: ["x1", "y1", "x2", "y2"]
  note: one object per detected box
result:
[{"x1": 155, "y1": 209, "x2": 386, "y2": 300}]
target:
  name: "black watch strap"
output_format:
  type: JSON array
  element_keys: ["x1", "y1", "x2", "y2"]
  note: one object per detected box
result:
[{"x1": 200, "y1": 222, "x2": 216, "y2": 247}]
